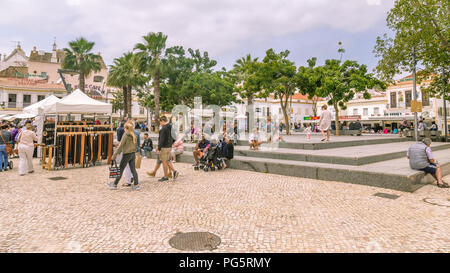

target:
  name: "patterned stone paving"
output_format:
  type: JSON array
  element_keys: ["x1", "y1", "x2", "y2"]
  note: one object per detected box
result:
[{"x1": 0, "y1": 158, "x2": 448, "y2": 253}]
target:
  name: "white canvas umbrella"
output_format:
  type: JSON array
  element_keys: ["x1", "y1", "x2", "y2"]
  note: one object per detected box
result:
[
  {"x1": 43, "y1": 89, "x2": 112, "y2": 114},
  {"x1": 23, "y1": 95, "x2": 61, "y2": 115},
  {"x1": 11, "y1": 112, "x2": 37, "y2": 119}
]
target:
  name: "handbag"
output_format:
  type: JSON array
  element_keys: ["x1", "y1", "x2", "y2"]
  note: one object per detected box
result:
[
  {"x1": 0, "y1": 133, "x2": 13, "y2": 155},
  {"x1": 135, "y1": 153, "x2": 142, "y2": 169},
  {"x1": 109, "y1": 160, "x2": 120, "y2": 178}
]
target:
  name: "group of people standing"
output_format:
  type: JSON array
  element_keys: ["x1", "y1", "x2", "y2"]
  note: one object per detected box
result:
[{"x1": 107, "y1": 116, "x2": 181, "y2": 190}]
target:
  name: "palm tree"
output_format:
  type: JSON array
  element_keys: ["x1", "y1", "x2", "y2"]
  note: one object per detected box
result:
[
  {"x1": 134, "y1": 32, "x2": 168, "y2": 132},
  {"x1": 107, "y1": 52, "x2": 146, "y2": 118},
  {"x1": 62, "y1": 37, "x2": 102, "y2": 92},
  {"x1": 233, "y1": 54, "x2": 259, "y2": 106}
]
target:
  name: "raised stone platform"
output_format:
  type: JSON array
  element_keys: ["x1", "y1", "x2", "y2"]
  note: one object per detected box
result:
[
  {"x1": 145, "y1": 133, "x2": 450, "y2": 192},
  {"x1": 165, "y1": 149, "x2": 450, "y2": 193}
]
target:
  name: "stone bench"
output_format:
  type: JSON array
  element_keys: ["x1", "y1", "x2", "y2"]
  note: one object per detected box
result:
[
  {"x1": 406, "y1": 130, "x2": 441, "y2": 141},
  {"x1": 330, "y1": 130, "x2": 362, "y2": 136}
]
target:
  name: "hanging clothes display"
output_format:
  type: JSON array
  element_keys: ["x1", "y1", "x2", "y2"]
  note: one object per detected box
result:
[{"x1": 42, "y1": 121, "x2": 114, "y2": 170}]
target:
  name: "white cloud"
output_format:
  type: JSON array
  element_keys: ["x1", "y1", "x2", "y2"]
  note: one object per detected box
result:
[{"x1": 0, "y1": 0, "x2": 394, "y2": 65}]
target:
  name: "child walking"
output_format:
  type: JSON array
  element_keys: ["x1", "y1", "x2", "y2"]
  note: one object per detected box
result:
[
  {"x1": 305, "y1": 123, "x2": 312, "y2": 141},
  {"x1": 107, "y1": 123, "x2": 140, "y2": 190}
]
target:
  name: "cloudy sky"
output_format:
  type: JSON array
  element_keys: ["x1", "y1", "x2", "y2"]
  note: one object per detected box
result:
[{"x1": 0, "y1": 0, "x2": 394, "y2": 71}]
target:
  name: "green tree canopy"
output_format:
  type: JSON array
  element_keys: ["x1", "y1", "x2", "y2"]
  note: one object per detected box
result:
[
  {"x1": 316, "y1": 59, "x2": 385, "y2": 135},
  {"x1": 107, "y1": 52, "x2": 146, "y2": 118},
  {"x1": 62, "y1": 37, "x2": 102, "y2": 92},
  {"x1": 374, "y1": 0, "x2": 449, "y2": 98},
  {"x1": 258, "y1": 49, "x2": 297, "y2": 135}
]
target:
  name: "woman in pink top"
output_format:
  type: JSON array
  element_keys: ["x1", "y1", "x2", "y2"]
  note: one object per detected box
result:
[
  {"x1": 171, "y1": 134, "x2": 184, "y2": 162},
  {"x1": 17, "y1": 122, "x2": 38, "y2": 176}
]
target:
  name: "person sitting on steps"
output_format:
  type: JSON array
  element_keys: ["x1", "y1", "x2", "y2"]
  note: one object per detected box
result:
[{"x1": 407, "y1": 138, "x2": 449, "y2": 188}]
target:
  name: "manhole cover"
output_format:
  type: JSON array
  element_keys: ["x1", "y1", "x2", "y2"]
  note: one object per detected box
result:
[
  {"x1": 373, "y1": 192, "x2": 400, "y2": 200},
  {"x1": 423, "y1": 198, "x2": 450, "y2": 207},
  {"x1": 169, "y1": 232, "x2": 221, "y2": 251},
  {"x1": 48, "y1": 177, "x2": 68, "y2": 181}
]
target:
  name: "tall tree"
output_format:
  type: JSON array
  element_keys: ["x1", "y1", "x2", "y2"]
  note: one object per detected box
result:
[
  {"x1": 296, "y1": 57, "x2": 322, "y2": 117},
  {"x1": 232, "y1": 54, "x2": 260, "y2": 107},
  {"x1": 62, "y1": 37, "x2": 102, "y2": 92},
  {"x1": 111, "y1": 91, "x2": 124, "y2": 119},
  {"x1": 374, "y1": 0, "x2": 449, "y2": 94},
  {"x1": 135, "y1": 32, "x2": 168, "y2": 132},
  {"x1": 315, "y1": 59, "x2": 385, "y2": 136},
  {"x1": 179, "y1": 71, "x2": 237, "y2": 108},
  {"x1": 107, "y1": 52, "x2": 146, "y2": 118},
  {"x1": 258, "y1": 49, "x2": 297, "y2": 135}
]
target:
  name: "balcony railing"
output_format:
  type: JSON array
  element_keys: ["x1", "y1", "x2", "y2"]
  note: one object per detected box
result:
[{"x1": 8, "y1": 102, "x2": 16, "y2": 108}]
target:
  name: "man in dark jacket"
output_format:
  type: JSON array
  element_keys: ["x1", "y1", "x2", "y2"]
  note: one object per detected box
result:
[
  {"x1": 117, "y1": 121, "x2": 125, "y2": 142},
  {"x1": 157, "y1": 116, "x2": 178, "y2": 182},
  {"x1": 140, "y1": 133, "x2": 153, "y2": 157}
]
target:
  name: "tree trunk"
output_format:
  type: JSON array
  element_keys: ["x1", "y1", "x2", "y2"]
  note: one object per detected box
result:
[
  {"x1": 334, "y1": 104, "x2": 340, "y2": 136},
  {"x1": 122, "y1": 86, "x2": 128, "y2": 118},
  {"x1": 154, "y1": 71, "x2": 161, "y2": 133},
  {"x1": 127, "y1": 84, "x2": 132, "y2": 118},
  {"x1": 246, "y1": 93, "x2": 254, "y2": 133},
  {"x1": 312, "y1": 99, "x2": 318, "y2": 117},
  {"x1": 79, "y1": 72, "x2": 85, "y2": 93},
  {"x1": 280, "y1": 96, "x2": 290, "y2": 135}
]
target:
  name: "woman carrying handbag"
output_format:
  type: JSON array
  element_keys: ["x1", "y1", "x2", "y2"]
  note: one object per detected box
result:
[{"x1": 107, "y1": 123, "x2": 140, "y2": 190}]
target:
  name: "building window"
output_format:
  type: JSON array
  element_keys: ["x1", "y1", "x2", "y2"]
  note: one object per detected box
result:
[
  {"x1": 38, "y1": 95, "x2": 45, "y2": 102},
  {"x1": 23, "y1": 95, "x2": 31, "y2": 107},
  {"x1": 279, "y1": 108, "x2": 282, "y2": 114},
  {"x1": 405, "y1": 90, "x2": 412, "y2": 108},
  {"x1": 374, "y1": 107, "x2": 379, "y2": 115},
  {"x1": 94, "y1": 76, "x2": 104, "y2": 83},
  {"x1": 422, "y1": 91, "x2": 430, "y2": 106},
  {"x1": 305, "y1": 108, "x2": 309, "y2": 116},
  {"x1": 390, "y1": 92, "x2": 397, "y2": 108},
  {"x1": 8, "y1": 94, "x2": 17, "y2": 108},
  {"x1": 353, "y1": 108, "x2": 359, "y2": 115},
  {"x1": 255, "y1": 107, "x2": 261, "y2": 113},
  {"x1": 139, "y1": 107, "x2": 144, "y2": 115},
  {"x1": 363, "y1": 108, "x2": 368, "y2": 116}
]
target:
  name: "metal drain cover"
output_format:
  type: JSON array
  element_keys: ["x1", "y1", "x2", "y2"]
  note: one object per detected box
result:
[
  {"x1": 169, "y1": 232, "x2": 221, "y2": 251},
  {"x1": 48, "y1": 177, "x2": 68, "y2": 181},
  {"x1": 423, "y1": 198, "x2": 450, "y2": 207}
]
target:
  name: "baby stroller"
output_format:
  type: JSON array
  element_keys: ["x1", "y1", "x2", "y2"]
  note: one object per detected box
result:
[
  {"x1": 194, "y1": 145, "x2": 210, "y2": 171},
  {"x1": 202, "y1": 143, "x2": 225, "y2": 172}
]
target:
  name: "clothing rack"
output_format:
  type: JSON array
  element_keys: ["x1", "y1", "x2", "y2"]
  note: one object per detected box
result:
[{"x1": 41, "y1": 120, "x2": 113, "y2": 171}]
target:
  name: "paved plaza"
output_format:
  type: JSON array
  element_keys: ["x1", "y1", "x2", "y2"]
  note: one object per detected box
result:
[{"x1": 0, "y1": 156, "x2": 449, "y2": 253}]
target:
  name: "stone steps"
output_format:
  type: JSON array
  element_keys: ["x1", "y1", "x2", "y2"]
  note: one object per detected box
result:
[
  {"x1": 153, "y1": 148, "x2": 450, "y2": 193},
  {"x1": 159, "y1": 141, "x2": 450, "y2": 166}
]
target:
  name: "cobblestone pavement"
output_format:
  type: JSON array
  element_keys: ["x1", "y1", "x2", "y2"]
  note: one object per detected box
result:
[{"x1": 0, "y1": 158, "x2": 449, "y2": 253}]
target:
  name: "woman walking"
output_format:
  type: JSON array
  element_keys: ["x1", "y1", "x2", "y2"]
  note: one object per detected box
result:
[
  {"x1": 318, "y1": 104, "x2": 332, "y2": 142},
  {"x1": 107, "y1": 123, "x2": 140, "y2": 190},
  {"x1": 17, "y1": 122, "x2": 37, "y2": 176}
]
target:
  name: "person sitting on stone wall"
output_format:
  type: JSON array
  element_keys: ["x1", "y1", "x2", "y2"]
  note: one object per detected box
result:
[{"x1": 407, "y1": 138, "x2": 449, "y2": 188}]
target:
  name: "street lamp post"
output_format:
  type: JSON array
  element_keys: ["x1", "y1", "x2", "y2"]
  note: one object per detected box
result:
[
  {"x1": 412, "y1": 47, "x2": 419, "y2": 142},
  {"x1": 443, "y1": 68, "x2": 448, "y2": 142}
]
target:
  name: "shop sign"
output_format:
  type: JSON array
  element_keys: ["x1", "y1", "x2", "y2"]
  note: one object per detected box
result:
[
  {"x1": 411, "y1": 100, "x2": 422, "y2": 113},
  {"x1": 339, "y1": 115, "x2": 361, "y2": 120},
  {"x1": 15, "y1": 72, "x2": 47, "y2": 79},
  {"x1": 304, "y1": 116, "x2": 320, "y2": 120}
]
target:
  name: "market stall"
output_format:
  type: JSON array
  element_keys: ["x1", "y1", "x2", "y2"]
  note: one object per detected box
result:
[{"x1": 41, "y1": 89, "x2": 114, "y2": 171}]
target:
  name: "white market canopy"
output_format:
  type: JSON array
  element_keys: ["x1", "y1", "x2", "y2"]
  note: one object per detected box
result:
[
  {"x1": 23, "y1": 95, "x2": 61, "y2": 115},
  {"x1": 43, "y1": 89, "x2": 112, "y2": 115},
  {"x1": 11, "y1": 112, "x2": 37, "y2": 119}
]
